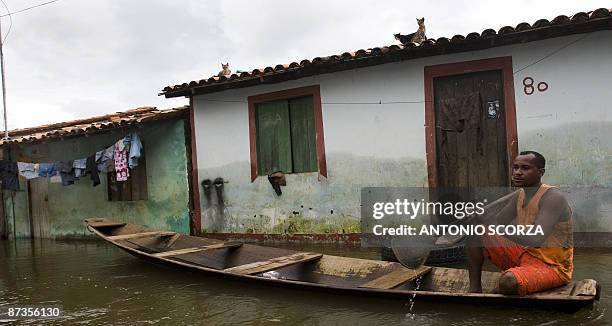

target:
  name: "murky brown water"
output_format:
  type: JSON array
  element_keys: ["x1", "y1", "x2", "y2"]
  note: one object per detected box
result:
[{"x1": 0, "y1": 239, "x2": 609, "y2": 325}]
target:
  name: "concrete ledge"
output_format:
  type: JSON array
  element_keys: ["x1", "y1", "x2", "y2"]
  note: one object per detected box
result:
[
  {"x1": 200, "y1": 232, "x2": 612, "y2": 247},
  {"x1": 201, "y1": 232, "x2": 361, "y2": 245}
]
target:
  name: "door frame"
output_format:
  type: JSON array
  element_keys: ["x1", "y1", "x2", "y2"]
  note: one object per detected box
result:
[{"x1": 423, "y1": 56, "x2": 518, "y2": 188}]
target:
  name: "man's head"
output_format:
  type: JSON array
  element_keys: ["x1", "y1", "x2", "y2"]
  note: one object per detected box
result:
[{"x1": 512, "y1": 151, "x2": 546, "y2": 187}]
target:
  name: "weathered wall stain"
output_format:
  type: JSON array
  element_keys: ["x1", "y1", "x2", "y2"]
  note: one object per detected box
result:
[
  {"x1": 197, "y1": 121, "x2": 611, "y2": 234},
  {"x1": 198, "y1": 154, "x2": 427, "y2": 234},
  {"x1": 520, "y1": 121, "x2": 612, "y2": 232},
  {"x1": 520, "y1": 121, "x2": 611, "y2": 187},
  {"x1": 200, "y1": 177, "x2": 229, "y2": 232}
]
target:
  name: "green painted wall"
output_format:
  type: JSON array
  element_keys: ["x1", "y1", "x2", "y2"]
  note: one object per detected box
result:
[{"x1": 3, "y1": 119, "x2": 191, "y2": 239}]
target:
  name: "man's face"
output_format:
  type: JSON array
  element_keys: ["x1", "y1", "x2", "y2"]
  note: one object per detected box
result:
[{"x1": 512, "y1": 154, "x2": 544, "y2": 187}]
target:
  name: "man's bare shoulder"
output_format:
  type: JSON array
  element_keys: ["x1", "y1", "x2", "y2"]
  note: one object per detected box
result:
[
  {"x1": 541, "y1": 187, "x2": 568, "y2": 204},
  {"x1": 540, "y1": 187, "x2": 571, "y2": 220}
]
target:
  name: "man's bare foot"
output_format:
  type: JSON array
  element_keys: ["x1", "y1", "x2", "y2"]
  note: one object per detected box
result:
[{"x1": 498, "y1": 272, "x2": 519, "y2": 295}]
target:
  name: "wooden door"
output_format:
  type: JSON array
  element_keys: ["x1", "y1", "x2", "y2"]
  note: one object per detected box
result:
[
  {"x1": 28, "y1": 178, "x2": 50, "y2": 238},
  {"x1": 433, "y1": 70, "x2": 509, "y2": 188}
]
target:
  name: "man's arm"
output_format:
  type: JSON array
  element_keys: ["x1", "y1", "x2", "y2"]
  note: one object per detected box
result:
[
  {"x1": 505, "y1": 188, "x2": 568, "y2": 247},
  {"x1": 491, "y1": 192, "x2": 518, "y2": 225},
  {"x1": 468, "y1": 191, "x2": 517, "y2": 226}
]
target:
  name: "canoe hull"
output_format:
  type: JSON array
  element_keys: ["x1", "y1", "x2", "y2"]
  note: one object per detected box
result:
[{"x1": 85, "y1": 218, "x2": 599, "y2": 313}]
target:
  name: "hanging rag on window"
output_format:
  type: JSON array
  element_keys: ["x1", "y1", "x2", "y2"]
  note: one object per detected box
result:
[
  {"x1": 436, "y1": 92, "x2": 485, "y2": 155},
  {"x1": 0, "y1": 160, "x2": 19, "y2": 190},
  {"x1": 437, "y1": 92, "x2": 483, "y2": 132},
  {"x1": 17, "y1": 162, "x2": 39, "y2": 180},
  {"x1": 267, "y1": 171, "x2": 286, "y2": 196},
  {"x1": 114, "y1": 138, "x2": 129, "y2": 182}
]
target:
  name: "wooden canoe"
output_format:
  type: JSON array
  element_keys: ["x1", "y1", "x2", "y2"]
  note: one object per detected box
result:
[{"x1": 84, "y1": 218, "x2": 600, "y2": 312}]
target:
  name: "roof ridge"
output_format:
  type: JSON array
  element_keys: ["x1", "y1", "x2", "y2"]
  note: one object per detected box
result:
[
  {"x1": 0, "y1": 106, "x2": 188, "y2": 146},
  {"x1": 7, "y1": 106, "x2": 159, "y2": 137},
  {"x1": 161, "y1": 7, "x2": 612, "y2": 97}
]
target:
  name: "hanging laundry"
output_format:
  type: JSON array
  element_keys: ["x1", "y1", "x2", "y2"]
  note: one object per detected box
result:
[
  {"x1": 56, "y1": 160, "x2": 75, "y2": 186},
  {"x1": 50, "y1": 174, "x2": 62, "y2": 183},
  {"x1": 85, "y1": 155, "x2": 100, "y2": 187},
  {"x1": 121, "y1": 133, "x2": 131, "y2": 147},
  {"x1": 106, "y1": 144, "x2": 116, "y2": 161},
  {"x1": 38, "y1": 162, "x2": 57, "y2": 177},
  {"x1": 17, "y1": 162, "x2": 39, "y2": 180},
  {"x1": 127, "y1": 132, "x2": 142, "y2": 169},
  {"x1": 73, "y1": 158, "x2": 87, "y2": 178},
  {"x1": 95, "y1": 149, "x2": 105, "y2": 173},
  {"x1": 96, "y1": 145, "x2": 115, "y2": 173},
  {"x1": 106, "y1": 159, "x2": 115, "y2": 173},
  {"x1": 95, "y1": 149, "x2": 104, "y2": 163},
  {"x1": 0, "y1": 160, "x2": 19, "y2": 190},
  {"x1": 114, "y1": 138, "x2": 129, "y2": 182}
]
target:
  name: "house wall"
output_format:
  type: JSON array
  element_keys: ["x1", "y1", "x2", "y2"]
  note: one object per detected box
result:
[
  {"x1": 3, "y1": 118, "x2": 191, "y2": 239},
  {"x1": 192, "y1": 30, "x2": 612, "y2": 234}
]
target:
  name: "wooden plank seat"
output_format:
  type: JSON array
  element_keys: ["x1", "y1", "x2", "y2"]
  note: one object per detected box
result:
[
  {"x1": 163, "y1": 233, "x2": 181, "y2": 248},
  {"x1": 154, "y1": 242, "x2": 243, "y2": 258},
  {"x1": 224, "y1": 252, "x2": 323, "y2": 275},
  {"x1": 107, "y1": 231, "x2": 176, "y2": 241},
  {"x1": 359, "y1": 265, "x2": 432, "y2": 290},
  {"x1": 85, "y1": 218, "x2": 127, "y2": 228}
]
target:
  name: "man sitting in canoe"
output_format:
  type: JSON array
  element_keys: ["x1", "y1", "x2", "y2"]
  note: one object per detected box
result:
[{"x1": 467, "y1": 151, "x2": 573, "y2": 295}]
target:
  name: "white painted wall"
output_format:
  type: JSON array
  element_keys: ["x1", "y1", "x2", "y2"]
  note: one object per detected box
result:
[
  {"x1": 195, "y1": 62, "x2": 430, "y2": 165},
  {"x1": 193, "y1": 30, "x2": 612, "y2": 233}
]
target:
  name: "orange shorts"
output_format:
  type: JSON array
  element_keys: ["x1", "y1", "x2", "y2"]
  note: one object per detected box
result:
[{"x1": 481, "y1": 234, "x2": 565, "y2": 296}]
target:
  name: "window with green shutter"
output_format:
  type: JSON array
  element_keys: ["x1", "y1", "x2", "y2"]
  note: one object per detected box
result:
[{"x1": 255, "y1": 95, "x2": 318, "y2": 176}]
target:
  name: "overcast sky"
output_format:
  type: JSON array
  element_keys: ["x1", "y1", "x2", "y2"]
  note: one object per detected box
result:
[{"x1": 1, "y1": 0, "x2": 609, "y2": 129}]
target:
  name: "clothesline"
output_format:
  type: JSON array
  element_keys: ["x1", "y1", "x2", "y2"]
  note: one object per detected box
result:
[{"x1": 0, "y1": 132, "x2": 143, "y2": 190}]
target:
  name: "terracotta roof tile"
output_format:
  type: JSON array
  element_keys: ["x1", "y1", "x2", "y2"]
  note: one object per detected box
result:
[
  {"x1": 515, "y1": 23, "x2": 532, "y2": 31},
  {"x1": 161, "y1": 8, "x2": 612, "y2": 97},
  {"x1": 533, "y1": 19, "x2": 551, "y2": 28},
  {"x1": 0, "y1": 106, "x2": 188, "y2": 146}
]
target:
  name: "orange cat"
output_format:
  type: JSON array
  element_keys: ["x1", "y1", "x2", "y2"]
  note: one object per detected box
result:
[{"x1": 394, "y1": 17, "x2": 427, "y2": 45}]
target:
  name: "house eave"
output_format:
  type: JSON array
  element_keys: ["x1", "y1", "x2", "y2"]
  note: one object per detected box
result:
[{"x1": 162, "y1": 13, "x2": 612, "y2": 98}]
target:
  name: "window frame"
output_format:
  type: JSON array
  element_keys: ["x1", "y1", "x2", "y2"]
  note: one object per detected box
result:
[{"x1": 248, "y1": 85, "x2": 327, "y2": 182}]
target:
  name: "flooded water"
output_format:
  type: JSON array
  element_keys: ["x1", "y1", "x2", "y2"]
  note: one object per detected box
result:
[{"x1": 0, "y1": 239, "x2": 609, "y2": 325}]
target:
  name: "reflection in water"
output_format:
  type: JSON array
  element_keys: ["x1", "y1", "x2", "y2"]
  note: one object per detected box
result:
[{"x1": 0, "y1": 239, "x2": 609, "y2": 325}]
